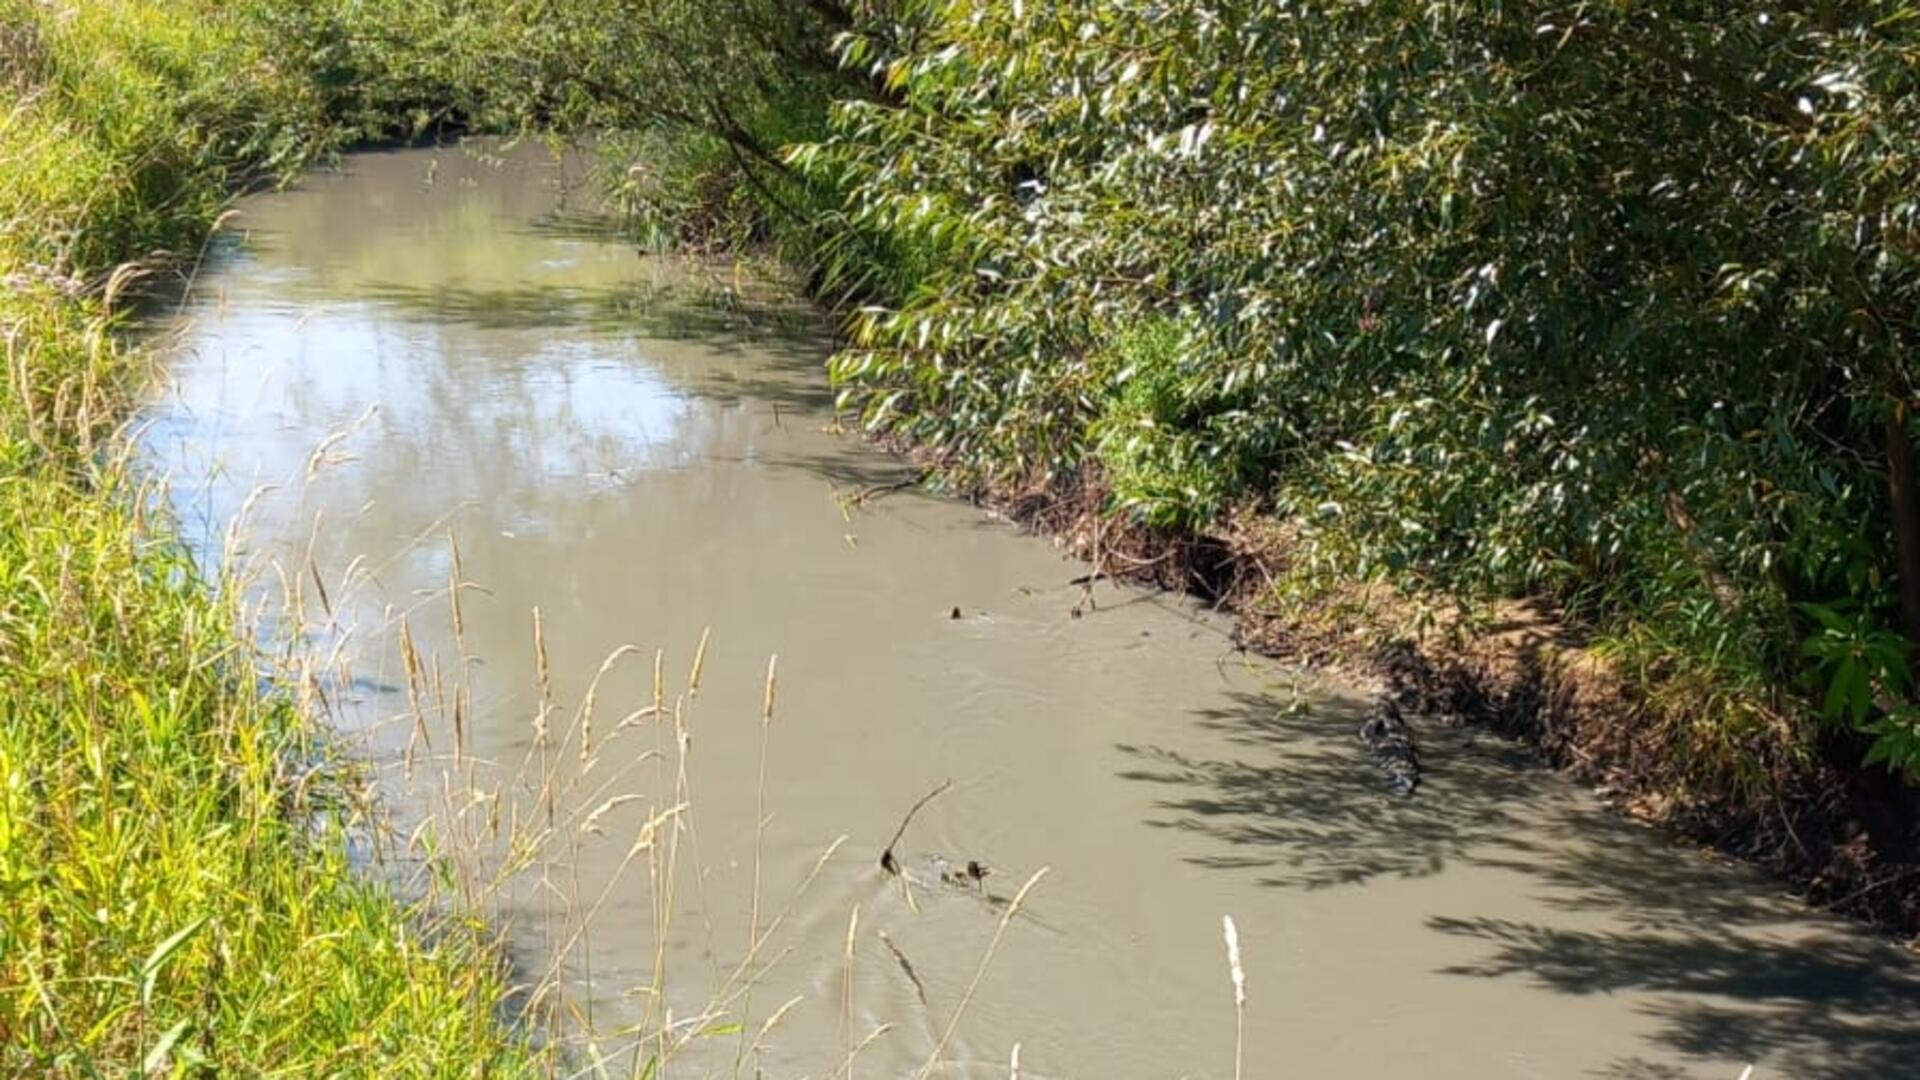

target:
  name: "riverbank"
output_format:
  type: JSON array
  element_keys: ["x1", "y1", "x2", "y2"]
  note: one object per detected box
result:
[
  {"x1": 506, "y1": 0, "x2": 1920, "y2": 939},
  {"x1": 0, "y1": 3, "x2": 535, "y2": 1071},
  {"x1": 916, "y1": 451, "x2": 1920, "y2": 937},
  {"x1": 143, "y1": 138, "x2": 1920, "y2": 1078},
  {"x1": 745, "y1": 4, "x2": 1920, "y2": 941},
  {"x1": 6, "y1": 7, "x2": 1919, "y2": 1074}
]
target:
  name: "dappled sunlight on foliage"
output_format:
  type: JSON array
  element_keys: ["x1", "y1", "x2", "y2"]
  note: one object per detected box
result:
[{"x1": 798, "y1": 1, "x2": 1920, "y2": 774}]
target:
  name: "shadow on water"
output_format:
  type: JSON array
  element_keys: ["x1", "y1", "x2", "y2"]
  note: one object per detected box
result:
[
  {"x1": 687, "y1": 361, "x2": 840, "y2": 418},
  {"x1": 357, "y1": 279, "x2": 828, "y2": 352},
  {"x1": 517, "y1": 207, "x2": 634, "y2": 244},
  {"x1": 1117, "y1": 690, "x2": 1920, "y2": 1075},
  {"x1": 1117, "y1": 690, "x2": 1544, "y2": 890},
  {"x1": 780, "y1": 449, "x2": 920, "y2": 493},
  {"x1": 1429, "y1": 915, "x2": 1920, "y2": 1076},
  {"x1": 353, "y1": 279, "x2": 843, "y2": 412}
]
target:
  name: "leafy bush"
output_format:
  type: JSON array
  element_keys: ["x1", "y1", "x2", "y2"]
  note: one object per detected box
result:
[
  {"x1": 801, "y1": 1, "x2": 1920, "y2": 774},
  {"x1": 1092, "y1": 317, "x2": 1241, "y2": 530}
]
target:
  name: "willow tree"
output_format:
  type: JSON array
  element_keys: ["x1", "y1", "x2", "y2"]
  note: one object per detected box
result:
[
  {"x1": 409, "y1": 0, "x2": 913, "y2": 252},
  {"x1": 802, "y1": 1, "x2": 1920, "y2": 774}
]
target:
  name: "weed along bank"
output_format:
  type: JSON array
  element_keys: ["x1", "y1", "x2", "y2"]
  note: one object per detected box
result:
[{"x1": 7, "y1": 2, "x2": 1920, "y2": 1077}]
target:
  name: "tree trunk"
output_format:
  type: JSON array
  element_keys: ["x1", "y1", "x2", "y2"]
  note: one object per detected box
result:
[{"x1": 1886, "y1": 399, "x2": 1920, "y2": 682}]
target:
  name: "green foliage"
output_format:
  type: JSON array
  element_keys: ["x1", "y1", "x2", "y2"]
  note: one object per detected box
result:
[
  {"x1": 224, "y1": 0, "x2": 524, "y2": 140},
  {"x1": 1093, "y1": 318, "x2": 1240, "y2": 530},
  {"x1": 1801, "y1": 601, "x2": 1920, "y2": 768},
  {"x1": 427, "y1": 0, "x2": 870, "y2": 254},
  {"x1": 800, "y1": 1, "x2": 1920, "y2": 774}
]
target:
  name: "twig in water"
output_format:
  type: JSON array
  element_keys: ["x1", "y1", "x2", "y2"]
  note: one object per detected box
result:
[
  {"x1": 1820, "y1": 865, "x2": 1920, "y2": 911},
  {"x1": 877, "y1": 930, "x2": 928, "y2": 1006},
  {"x1": 838, "y1": 476, "x2": 922, "y2": 513},
  {"x1": 879, "y1": 779, "x2": 953, "y2": 875}
]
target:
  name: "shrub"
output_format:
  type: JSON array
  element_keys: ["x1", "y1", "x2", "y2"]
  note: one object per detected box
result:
[{"x1": 803, "y1": 1, "x2": 1920, "y2": 774}]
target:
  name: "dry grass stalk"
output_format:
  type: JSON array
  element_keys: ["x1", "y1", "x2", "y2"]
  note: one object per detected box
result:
[
  {"x1": 842, "y1": 904, "x2": 860, "y2": 1077},
  {"x1": 914, "y1": 867, "x2": 1051, "y2": 1079},
  {"x1": 689, "y1": 627, "x2": 711, "y2": 697},
  {"x1": 733, "y1": 653, "x2": 780, "y2": 1072},
  {"x1": 1223, "y1": 914, "x2": 1246, "y2": 1080},
  {"x1": 830, "y1": 1024, "x2": 896, "y2": 1080}
]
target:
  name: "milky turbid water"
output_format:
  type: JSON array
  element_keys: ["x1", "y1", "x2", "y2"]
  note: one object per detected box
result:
[{"x1": 140, "y1": 142, "x2": 1920, "y2": 1078}]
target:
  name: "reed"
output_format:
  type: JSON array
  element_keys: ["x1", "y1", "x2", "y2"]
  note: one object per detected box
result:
[
  {"x1": 355, "y1": 546, "x2": 851, "y2": 1076},
  {"x1": 841, "y1": 903, "x2": 860, "y2": 1077},
  {"x1": 914, "y1": 867, "x2": 1051, "y2": 1080},
  {"x1": 1223, "y1": 915, "x2": 1247, "y2": 1080},
  {"x1": 0, "y1": 1, "x2": 537, "y2": 1072}
]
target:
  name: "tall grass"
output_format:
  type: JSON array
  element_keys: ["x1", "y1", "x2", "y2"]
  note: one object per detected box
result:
[
  {"x1": 0, "y1": 20, "x2": 853, "y2": 1050},
  {"x1": 0, "y1": 3, "x2": 1279, "y2": 1074},
  {"x1": 0, "y1": 0, "x2": 1037, "y2": 1049},
  {"x1": 0, "y1": 460, "x2": 538, "y2": 1074},
  {"x1": 0, "y1": 0, "x2": 529, "y2": 1072}
]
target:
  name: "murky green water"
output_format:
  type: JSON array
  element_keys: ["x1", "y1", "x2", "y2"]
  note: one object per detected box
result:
[{"x1": 141, "y1": 142, "x2": 1920, "y2": 1078}]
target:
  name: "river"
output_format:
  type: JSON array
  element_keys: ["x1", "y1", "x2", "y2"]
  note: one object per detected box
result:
[{"x1": 138, "y1": 141, "x2": 1920, "y2": 1078}]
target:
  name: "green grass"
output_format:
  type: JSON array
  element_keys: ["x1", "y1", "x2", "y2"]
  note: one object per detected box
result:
[{"x1": 0, "y1": 1, "x2": 535, "y2": 1072}]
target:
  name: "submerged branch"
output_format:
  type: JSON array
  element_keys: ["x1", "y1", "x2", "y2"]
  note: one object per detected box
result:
[{"x1": 878, "y1": 778, "x2": 951, "y2": 875}]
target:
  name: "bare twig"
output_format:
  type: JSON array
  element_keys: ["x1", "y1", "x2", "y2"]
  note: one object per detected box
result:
[{"x1": 879, "y1": 779, "x2": 952, "y2": 875}]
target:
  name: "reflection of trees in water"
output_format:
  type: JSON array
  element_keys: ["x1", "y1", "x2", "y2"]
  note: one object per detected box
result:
[
  {"x1": 1116, "y1": 691, "x2": 1920, "y2": 1075},
  {"x1": 357, "y1": 277, "x2": 826, "y2": 349},
  {"x1": 167, "y1": 278, "x2": 853, "y2": 530}
]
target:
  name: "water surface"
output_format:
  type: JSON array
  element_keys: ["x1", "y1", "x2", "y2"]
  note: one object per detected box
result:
[{"x1": 142, "y1": 142, "x2": 1920, "y2": 1078}]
